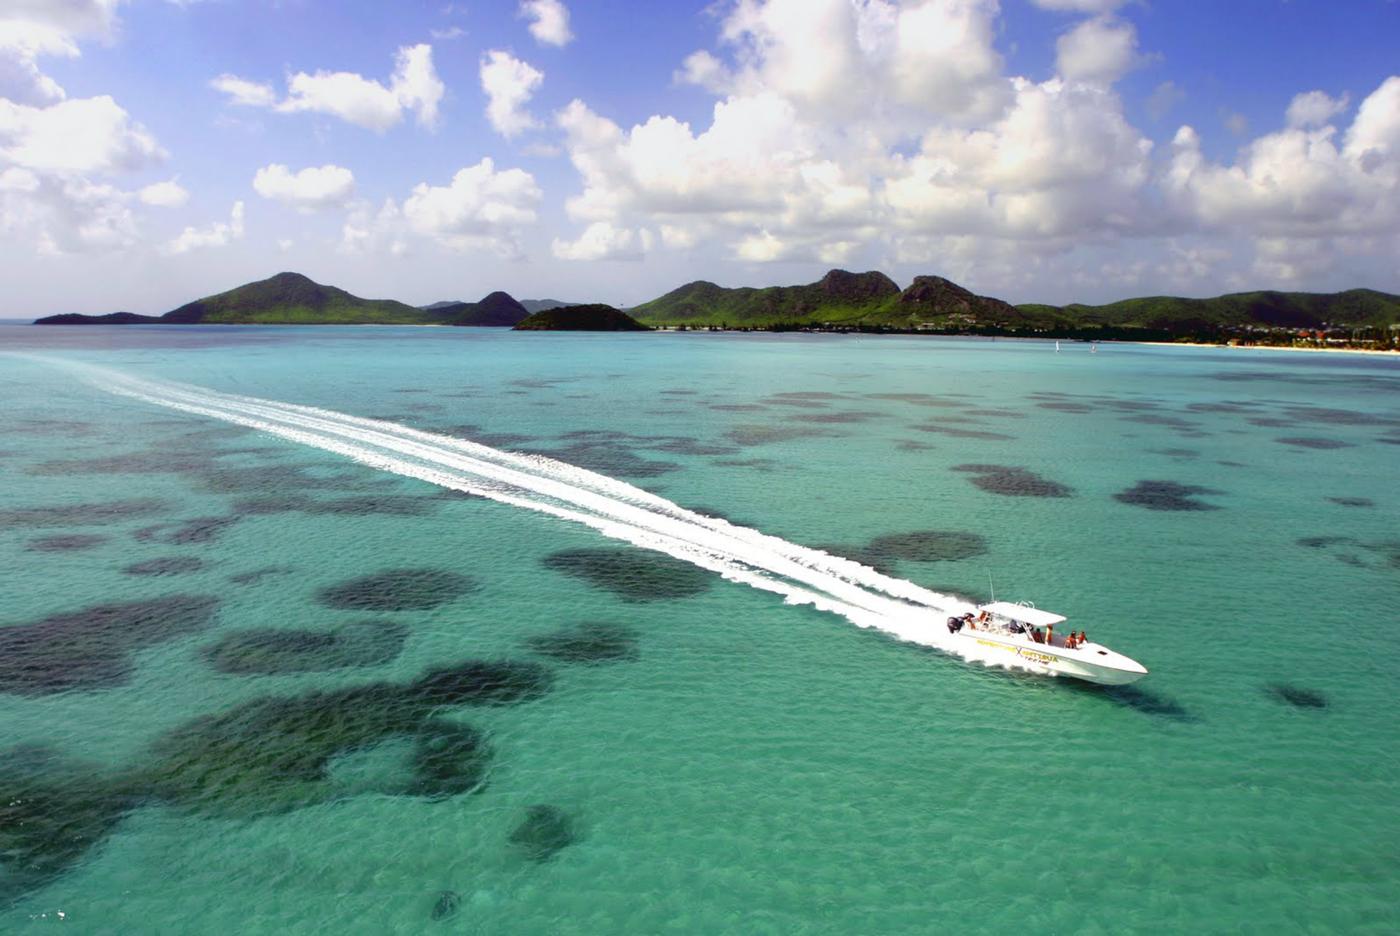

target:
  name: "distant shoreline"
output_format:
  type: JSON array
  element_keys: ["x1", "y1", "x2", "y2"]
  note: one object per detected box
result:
[{"x1": 1136, "y1": 340, "x2": 1399, "y2": 358}]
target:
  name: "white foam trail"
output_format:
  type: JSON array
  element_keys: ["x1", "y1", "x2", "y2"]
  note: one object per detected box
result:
[{"x1": 52, "y1": 360, "x2": 1055, "y2": 672}]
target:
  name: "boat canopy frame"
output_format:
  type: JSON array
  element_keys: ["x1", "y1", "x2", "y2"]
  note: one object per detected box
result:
[{"x1": 979, "y1": 601, "x2": 1067, "y2": 628}]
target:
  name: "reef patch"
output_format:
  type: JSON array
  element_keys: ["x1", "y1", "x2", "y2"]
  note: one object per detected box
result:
[
  {"x1": 1265, "y1": 683, "x2": 1329, "y2": 709},
  {"x1": 509, "y1": 804, "x2": 578, "y2": 863},
  {"x1": 952, "y1": 464, "x2": 1073, "y2": 498},
  {"x1": 0, "y1": 595, "x2": 219, "y2": 696},
  {"x1": 123, "y1": 556, "x2": 207, "y2": 576},
  {"x1": 542, "y1": 548, "x2": 712, "y2": 601},
  {"x1": 316, "y1": 569, "x2": 477, "y2": 612},
  {"x1": 26, "y1": 533, "x2": 109, "y2": 552},
  {"x1": 1113, "y1": 480, "x2": 1223, "y2": 511},
  {"x1": 526, "y1": 622, "x2": 640, "y2": 664},
  {"x1": 202, "y1": 620, "x2": 409, "y2": 675}
]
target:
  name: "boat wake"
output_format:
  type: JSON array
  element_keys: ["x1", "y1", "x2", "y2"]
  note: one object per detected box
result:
[{"x1": 62, "y1": 362, "x2": 1054, "y2": 674}]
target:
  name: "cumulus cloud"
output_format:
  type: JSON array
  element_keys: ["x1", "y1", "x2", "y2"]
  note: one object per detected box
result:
[
  {"x1": 252, "y1": 163, "x2": 355, "y2": 211},
  {"x1": 0, "y1": 95, "x2": 164, "y2": 174},
  {"x1": 480, "y1": 50, "x2": 543, "y2": 138},
  {"x1": 0, "y1": 168, "x2": 139, "y2": 254},
  {"x1": 885, "y1": 77, "x2": 1154, "y2": 240},
  {"x1": 209, "y1": 74, "x2": 277, "y2": 107},
  {"x1": 212, "y1": 44, "x2": 445, "y2": 132},
  {"x1": 1286, "y1": 90, "x2": 1349, "y2": 129},
  {"x1": 343, "y1": 159, "x2": 542, "y2": 258},
  {"x1": 1163, "y1": 77, "x2": 1400, "y2": 281},
  {"x1": 713, "y1": 0, "x2": 1008, "y2": 125},
  {"x1": 0, "y1": 23, "x2": 78, "y2": 105},
  {"x1": 165, "y1": 200, "x2": 245, "y2": 255},
  {"x1": 138, "y1": 178, "x2": 189, "y2": 207},
  {"x1": 1055, "y1": 15, "x2": 1140, "y2": 85},
  {"x1": 0, "y1": 3, "x2": 180, "y2": 260},
  {"x1": 1146, "y1": 80, "x2": 1184, "y2": 121},
  {"x1": 1030, "y1": 0, "x2": 1126, "y2": 11},
  {"x1": 520, "y1": 0, "x2": 573, "y2": 47},
  {"x1": 552, "y1": 221, "x2": 652, "y2": 260}
]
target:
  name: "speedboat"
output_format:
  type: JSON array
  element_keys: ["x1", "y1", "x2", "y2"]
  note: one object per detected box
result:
[{"x1": 944, "y1": 601, "x2": 1147, "y2": 686}]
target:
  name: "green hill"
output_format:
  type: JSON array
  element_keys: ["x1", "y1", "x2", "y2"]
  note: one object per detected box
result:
[
  {"x1": 632, "y1": 269, "x2": 1035, "y2": 329},
  {"x1": 439, "y1": 291, "x2": 529, "y2": 327},
  {"x1": 632, "y1": 270, "x2": 901, "y2": 327},
  {"x1": 632, "y1": 270, "x2": 1400, "y2": 338},
  {"x1": 160, "y1": 272, "x2": 431, "y2": 324},
  {"x1": 514, "y1": 304, "x2": 650, "y2": 331},
  {"x1": 1020, "y1": 288, "x2": 1400, "y2": 332}
]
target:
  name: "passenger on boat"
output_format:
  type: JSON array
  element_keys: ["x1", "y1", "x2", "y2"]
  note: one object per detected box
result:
[
  {"x1": 1046, "y1": 624, "x2": 1055, "y2": 646},
  {"x1": 1031, "y1": 628, "x2": 1045, "y2": 644},
  {"x1": 1065, "y1": 633, "x2": 1078, "y2": 650},
  {"x1": 1078, "y1": 630, "x2": 1087, "y2": 646}
]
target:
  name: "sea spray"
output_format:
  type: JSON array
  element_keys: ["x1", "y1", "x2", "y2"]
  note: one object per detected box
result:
[{"x1": 53, "y1": 360, "x2": 1061, "y2": 676}]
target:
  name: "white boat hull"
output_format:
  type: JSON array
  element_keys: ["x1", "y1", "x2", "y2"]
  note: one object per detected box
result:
[{"x1": 950, "y1": 630, "x2": 1148, "y2": 685}]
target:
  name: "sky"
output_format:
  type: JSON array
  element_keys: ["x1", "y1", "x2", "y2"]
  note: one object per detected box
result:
[{"x1": 1, "y1": 0, "x2": 1398, "y2": 316}]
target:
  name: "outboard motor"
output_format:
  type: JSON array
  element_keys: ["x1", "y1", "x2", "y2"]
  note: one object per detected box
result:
[{"x1": 947, "y1": 616, "x2": 964, "y2": 634}]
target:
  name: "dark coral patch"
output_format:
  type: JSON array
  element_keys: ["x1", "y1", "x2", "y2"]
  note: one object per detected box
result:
[
  {"x1": 1266, "y1": 683, "x2": 1328, "y2": 709},
  {"x1": 708, "y1": 403, "x2": 768, "y2": 412},
  {"x1": 407, "y1": 721, "x2": 492, "y2": 799},
  {"x1": 142, "y1": 660, "x2": 546, "y2": 818},
  {"x1": 316, "y1": 569, "x2": 477, "y2": 612},
  {"x1": 231, "y1": 495, "x2": 318, "y2": 515},
  {"x1": 712, "y1": 456, "x2": 780, "y2": 471},
  {"x1": 431, "y1": 890, "x2": 461, "y2": 922},
  {"x1": 123, "y1": 556, "x2": 206, "y2": 576},
  {"x1": 228, "y1": 566, "x2": 295, "y2": 586},
  {"x1": 762, "y1": 397, "x2": 830, "y2": 409},
  {"x1": 509, "y1": 804, "x2": 578, "y2": 863},
  {"x1": 725, "y1": 425, "x2": 830, "y2": 446},
  {"x1": 0, "y1": 498, "x2": 168, "y2": 528},
  {"x1": 408, "y1": 659, "x2": 554, "y2": 708},
  {"x1": 528, "y1": 442, "x2": 682, "y2": 478},
  {"x1": 542, "y1": 548, "x2": 712, "y2": 602},
  {"x1": 914, "y1": 424, "x2": 1014, "y2": 441},
  {"x1": 526, "y1": 623, "x2": 640, "y2": 664},
  {"x1": 952, "y1": 464, "x2": 1073, "y2": 498},
  {"x1": 26, "y1": 533, "x2": 109, "y2": 552},
  {"x1": 789, "y1": 411, "x2": 880, "y2": 424},
  {"x1": 0, "y1": 746, "x2": 136, "y2": 898},
  {"x1": 1274, "y1": 437, "x2": 1355, "y2": 450},
  {"x1": 865, "y1": 392, "x2": 961, "y2": 408},
  {"x1": 0, "y1": 595, "x2": 219, "y2": 695},
  {"x1": 1327, "y1": 497, "x2": 1374, "y2": 508},
  {"x1": 27, "y1": 449, "x2": 219, "y2": 476},
  {"x1": 1149, "y1": 448, "x2": 1200, "y2": 459},
  {"x1": 865, "y1": 530, "x2": 989, "y2": 563},
  {"x1": 1114, "y1": 480, "x2": 1223, "y2": 511},
  {"x1": 134, "y1": 515, "x2": 239, "y2": 546},
  {"x1": 196, "y1": 464, "x2": 385, "y2": 495},
  {"x1": 308, "y1": 495, "x2": 439, "y2": 516},
  {"x1": 201, "y1": 620, "x2": 409, "y2": 674}
]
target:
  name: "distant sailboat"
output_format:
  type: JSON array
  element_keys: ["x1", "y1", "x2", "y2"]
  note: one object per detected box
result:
[{"x1": 1055, "y1": 340, "x2": 1060, "y2": 352}]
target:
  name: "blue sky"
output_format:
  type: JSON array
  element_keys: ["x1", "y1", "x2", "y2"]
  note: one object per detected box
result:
[{"x1": 2, "y1": 0, "x2": 1398, "y2": 316}]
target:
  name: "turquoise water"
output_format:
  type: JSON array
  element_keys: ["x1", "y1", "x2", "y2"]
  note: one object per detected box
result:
[{"x1": 2, "y1": 326, "x2": 1398, "y2": 933}]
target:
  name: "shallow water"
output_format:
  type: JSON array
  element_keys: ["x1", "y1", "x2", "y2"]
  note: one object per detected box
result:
[{"x1": 2, "y1": 326, "x2": 1398, "y2": 932}]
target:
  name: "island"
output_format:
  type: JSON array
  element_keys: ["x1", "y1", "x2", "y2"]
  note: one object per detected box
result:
[
  {"x1": 513, "y1": 304, "x2": 651, "y2": 331},
  {"x1": 30, "y1": 269, "x2": 1400, "y2": 351},
  {"x1": 34, "y1": 273, "x2": 535, "y2": 328}
]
